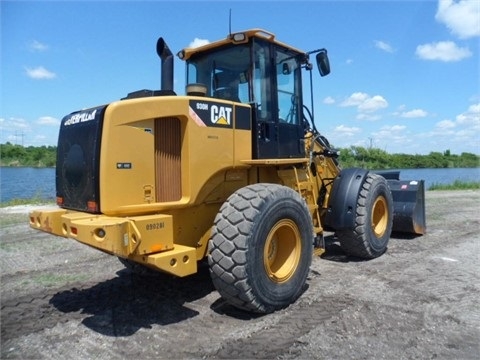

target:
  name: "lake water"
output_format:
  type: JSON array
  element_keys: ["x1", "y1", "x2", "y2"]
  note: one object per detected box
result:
[
  {"x1": 1, "y1": 166, "x2": 479, "y2": 203},
  {"x1": 1, "y1": 167, "x2": 56, "y2": 203}
]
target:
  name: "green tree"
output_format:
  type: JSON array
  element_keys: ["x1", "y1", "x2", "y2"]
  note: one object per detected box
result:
[
  {"x1": 0, "y1": 143, "x2": 57, "y2": 167},
  {"x1": 335, "y1": 145, "x2": 479, "y2": 170}
]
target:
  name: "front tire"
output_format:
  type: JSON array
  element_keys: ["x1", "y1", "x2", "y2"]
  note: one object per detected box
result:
[
  {"x1": 337, "y1": 173, "x2": 393, "y2": 259},
  {"x1": 208, "y1": 184, "x2": 314, "y2": 313}
]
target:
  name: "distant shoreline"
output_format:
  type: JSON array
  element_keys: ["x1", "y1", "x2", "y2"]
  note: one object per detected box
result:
[
  {"x1": 2, "y1": 186, "x2": 480, "y2": 209},
  {"x1": 1, "y1": 164, "x2": 478, "y2": 169},
  {"x1": 0, "y1": 165, "x2": 56, "y2": 168}
]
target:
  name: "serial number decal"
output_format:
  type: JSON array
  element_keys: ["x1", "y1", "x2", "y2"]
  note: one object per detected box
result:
[
  {"x1": 117, "y1": 163, "x2": 132, "y2": 169},
  {"x1": 196, "y1": 102, "x2": 209, "y2": 110},
  {"x1": 146, "y1": 222, "x2": 165, "y2": 231}
]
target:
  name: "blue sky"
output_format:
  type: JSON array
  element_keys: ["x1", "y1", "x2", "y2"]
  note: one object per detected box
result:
[{"x1": 1, "y1": 0, "x2": 479, "y2": 155}]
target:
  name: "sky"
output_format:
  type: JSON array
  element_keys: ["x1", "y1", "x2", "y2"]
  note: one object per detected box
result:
[{"x1": 1, "y1": 0, "x2": 479, "y2": 155}]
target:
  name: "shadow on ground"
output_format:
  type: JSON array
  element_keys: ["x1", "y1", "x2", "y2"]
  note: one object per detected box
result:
[{"x1": 50, "y1": 263, "x2": 215, "y2": 336}]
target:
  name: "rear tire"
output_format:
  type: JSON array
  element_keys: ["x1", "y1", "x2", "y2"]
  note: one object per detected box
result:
[
  {"x1": 208, "y1": 184, "x2": 313, "y2": 313},
  {"x1": 337, "y1": 173, "x2": 393, "y2": 259}
]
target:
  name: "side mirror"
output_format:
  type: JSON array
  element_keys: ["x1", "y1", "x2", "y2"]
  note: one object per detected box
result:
[{"x1": 316, "y1": 50, "x2": 330, "y2": 77}]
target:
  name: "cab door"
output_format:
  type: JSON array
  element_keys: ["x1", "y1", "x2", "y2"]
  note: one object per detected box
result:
[
  {"x1": 252, "y1": 41, "x2": 278, "y2": 159},
  {"x1": 251, "y1": 40, "x2": 305, "y2": 159},
  {"x1": 275, "y1": 48, "x2": 305, "y2": 158}
]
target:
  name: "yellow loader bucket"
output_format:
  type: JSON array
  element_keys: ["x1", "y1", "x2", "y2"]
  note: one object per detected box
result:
[{"x1": 377, "y1": 171, "x2": 426, "y2": 235}]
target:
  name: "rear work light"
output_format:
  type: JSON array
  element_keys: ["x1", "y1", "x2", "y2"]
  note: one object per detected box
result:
[{"x1": 87, "y1": 201, "x2": 99, "y2": 213}]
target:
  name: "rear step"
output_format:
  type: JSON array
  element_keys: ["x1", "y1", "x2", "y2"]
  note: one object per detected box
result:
[{"x1": 375, "y1": 171, "x2": 426, "y2": 235}]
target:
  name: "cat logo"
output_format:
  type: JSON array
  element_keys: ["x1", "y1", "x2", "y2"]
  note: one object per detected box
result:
[{"x1": 211, "y1": 105, "x2": 232, "y2": 126}]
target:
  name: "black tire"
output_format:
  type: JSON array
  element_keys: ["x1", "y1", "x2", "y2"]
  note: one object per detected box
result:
[
  {"x1": 208, "y1": 183, "x2": 314, "y2": 313},
  {"x1": 337, "y1": 173, "x2": 393, "y2": 259}
]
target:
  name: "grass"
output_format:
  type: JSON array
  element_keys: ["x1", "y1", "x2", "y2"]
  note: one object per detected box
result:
[
  {"x1": 429, "y1": 180, "x2": 480, "y2": 191},
  {"x1": 0, "y1": 196, "x2": 55, "y2": 227},
  {"x1": 0, "y1": 196, "x2": 54, "y2": 208},
  {"x1": 21, "y1": 273, "x2": 91, "y2": 288}
]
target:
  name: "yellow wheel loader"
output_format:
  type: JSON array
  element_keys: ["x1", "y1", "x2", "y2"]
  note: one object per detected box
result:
[{"x1": 29, "y1": 29, "x2": 426, "y2": 313}]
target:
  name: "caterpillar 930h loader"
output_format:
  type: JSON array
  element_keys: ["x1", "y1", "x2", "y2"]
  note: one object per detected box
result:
[{"x1": 30, "y1": 29, "x2": 426, "y2": 313}]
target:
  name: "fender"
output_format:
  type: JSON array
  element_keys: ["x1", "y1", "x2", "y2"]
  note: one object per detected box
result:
[{"x1": 324, "y1": 168, "x2": 369, "y2": 231}]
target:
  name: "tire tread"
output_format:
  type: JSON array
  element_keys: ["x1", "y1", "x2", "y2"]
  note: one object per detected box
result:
[{"x1": 208, "y1": 183, "x2": 312, "y2": 313}]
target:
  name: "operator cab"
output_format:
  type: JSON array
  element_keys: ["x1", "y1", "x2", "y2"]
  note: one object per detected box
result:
[{"x1": 179, "y1": 29, "x2": 315, "y2": 159}]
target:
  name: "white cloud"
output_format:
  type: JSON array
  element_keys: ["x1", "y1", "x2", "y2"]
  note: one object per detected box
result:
[
  {"x1": 37, "y1": 116, "x2": 60, "y2": 125},
  {"x1": 340, "y1": 92, "x2": 369, "y2": 107},
  {"x1": 25, "y1": 66, "x2": 56, "y2": 80},
  {"x1": 374, "y1": 40, "x2": 395, "y2": 53},
  {"x1": 373, "y1": 125, "x2": 407, "y2": 135},
  {"x1": 415, "y1": 41, "x2": 472, "y2": 62},
  {"x1": 358, "y1": 95, "x2": 388, "y2": 113},
  {"x1": 456, "y1": 102, "x2": 480, "y2": 125},
  {"x1": 426, "y1": 103, "x2": 480, "y2": 152},
  {"x1": 467, "y1": 103, "x2": 480, "y2": 113},
  {"x1": 323, "y1": 96, "x2": 335, "y2": 104},
  {"x1": 333, "y1": 124, "x2": 361, "y2": 136},
  {"x1": 28, "y1": 40, "x2": 49, "y2": 52},
  {"x1": 400, "y1": 109, "x2": 428, "y2": 118},
  {"x1": 435, "y1": 119, "x2": 456, "y2": 129},
  {"x1": 468, "y1": 94, "x2": 480, "y2": 102},
  {"x1": 0, "y1": 117, "x2": 30, "y2": 136},
  {"x1": 341, "y1": 92, "x2": 388, "y2": 114},
  {"x1": 356, "y1": 113, "x2": 381, "y2": 121},
  {"x1": 386, "y1": 125, "x2": 406, "y2": 132},
  {"x1": 0, "y1": 116, "x2": 62, "y2": 146},
  {"x1": 189, "y1": 38, "x2": 210, "y2": 48},
  {"x1": 436, "y1": 0, "x2": 480, "y2": 39},
  {"x1": 10, "y1": 117, "x2": 29, "y2": 129},
  {"x1": 371, "y1": 125, "x2": 409, "y2": 144},
  {"x1": 346, "y1": 59, "x2": 354, "y2": 65},
  {"x1": 454, "y1": 129, "x2": 475, "y2": 139}
]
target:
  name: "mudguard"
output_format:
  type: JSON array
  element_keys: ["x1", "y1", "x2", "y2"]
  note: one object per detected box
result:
[{"x1": 324, "y1": 168, "x2": 369, "y2": 230}]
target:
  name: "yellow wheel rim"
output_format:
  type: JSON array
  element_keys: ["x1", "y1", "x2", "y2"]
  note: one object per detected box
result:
[
  {"x1": 264, "y1": 219, "x2": 301, "y2": 283},
  {"x1": 372, "y1": 195, "x2": 388, "y2": 237}
]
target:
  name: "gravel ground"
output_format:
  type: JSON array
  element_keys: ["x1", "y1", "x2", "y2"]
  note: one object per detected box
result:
[{"x1": 1, "y1": 190, "x2": 479, "y2": 359}]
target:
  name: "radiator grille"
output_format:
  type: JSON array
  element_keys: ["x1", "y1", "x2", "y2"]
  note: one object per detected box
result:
[{"x1": 155, "y1": 117, "x2": 182, "y2": 202}]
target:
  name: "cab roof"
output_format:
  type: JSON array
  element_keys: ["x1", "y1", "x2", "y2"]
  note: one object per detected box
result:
[{"x1": 177, "y1": 29, "x2": 306, "y2": 61}]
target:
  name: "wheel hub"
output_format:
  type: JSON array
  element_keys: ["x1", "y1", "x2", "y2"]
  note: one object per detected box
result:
[
  {"x1": 264, "y1": 219, "x2": 301, "y2": 283},
  {"x1": 372, "y1": 195, "x2": 388, "y2": 237}
]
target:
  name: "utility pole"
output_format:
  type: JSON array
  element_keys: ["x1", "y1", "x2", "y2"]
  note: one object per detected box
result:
[
  {"x1": 14, "y1": 131, "x2": 25, "y2": 146},
  {"x1": 368, "y1": 137, "x2": 374, "y2": 150}
]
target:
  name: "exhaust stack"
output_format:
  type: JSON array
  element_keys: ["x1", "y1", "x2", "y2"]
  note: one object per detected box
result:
[{"x1": 156, "y1": 37, "x2": 174, "y2": 92}]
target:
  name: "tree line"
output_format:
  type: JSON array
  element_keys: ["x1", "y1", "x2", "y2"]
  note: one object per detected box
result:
[
  {"x1": 339, "y1": 146, "x2": 479, "y2": 169},
  {"x1": 1, "y1": 142, "x2": 479, "y2": 169},
  {"x1": 1, "y1": 142, "x2": 56, "y2": 167}
]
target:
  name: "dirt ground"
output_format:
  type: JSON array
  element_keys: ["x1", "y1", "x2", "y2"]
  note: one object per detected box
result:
[{"x1": 1, "y1": 190, "x2": 479, "y2": 360}]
